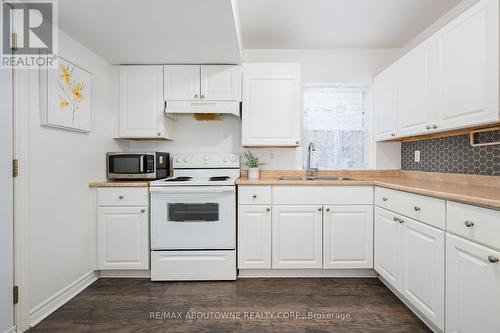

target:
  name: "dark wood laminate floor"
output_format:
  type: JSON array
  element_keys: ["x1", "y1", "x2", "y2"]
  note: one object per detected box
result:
[{"x1": 28, "y1": 278, "x2": 432, "y2": 333}]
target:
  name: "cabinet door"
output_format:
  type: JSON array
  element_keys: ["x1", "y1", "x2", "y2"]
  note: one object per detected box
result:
[
  {"x1": 119, "y1": 66, "x2": 165, "y2": 138},
  {"x1": 374, "y1": 64, "x2": 398, "y2": 141},
  {"x1": 242, "y1": 73, "x2": 301, "y2": 147},
  {"x1": 401, "y1": 218, "x2": 445, "y2": 331},
  {"x1": 272, "y1": 206, "x2": 322, "y2": 269},
  {"x1": 97, "y1": 206, "x2": 149, "y2": 270},
  {"x1": 201, "y1": 65, "x2": 240, "y2": 101},
  {"x1": 397, "y1": 39, "x2": 437, "y2": 137},
  {"x1": 438, "y1": 0, "x2": 499, "y2": 131},
  {"x1": 164, "y1": 65, "x2": 200, "y2": 100},
  {"x1": 238, "y1": 205, "x2": 272, "y2": 269},
  {"x1": 446, "y1": 233, "x2": 500, "y2": 333},
  {"x1": 374, "y1": 207, "x2": 400, "y2": 288},
  {"x1": 323, "y1": 205, "x2": 373, "y2": 269}
]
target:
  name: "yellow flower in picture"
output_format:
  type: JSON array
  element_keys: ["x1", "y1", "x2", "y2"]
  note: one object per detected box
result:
[
  {"x1": 59, "y1": 98, "x2": 69, "y2": 109},
  {"x1": 60, "y1": 65, "x2": 71, "y2": 84},
  {"x1": 71, "y1": 82, "x2": 85, "y2": 102}
]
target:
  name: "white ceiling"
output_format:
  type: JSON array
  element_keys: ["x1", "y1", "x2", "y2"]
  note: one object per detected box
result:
[
  {"x1": 237, "y1": 0, "x2": 463, "y2": 49},
  {"x1": 58, "y1": 0, "x2": 242, "y2": 64}
]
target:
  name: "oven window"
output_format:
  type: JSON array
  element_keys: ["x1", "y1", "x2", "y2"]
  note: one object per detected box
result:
[
  {"x1": 168, "y1": 203, "x2": 219, "y2": 222},
  {"x1": 109, "y1": 156, "x2": 140, "y2": 174}
]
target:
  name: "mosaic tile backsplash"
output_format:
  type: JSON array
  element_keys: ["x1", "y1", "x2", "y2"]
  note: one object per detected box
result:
[{"x1": 401, "y1": 131, "x2": 500, "y2": 176}]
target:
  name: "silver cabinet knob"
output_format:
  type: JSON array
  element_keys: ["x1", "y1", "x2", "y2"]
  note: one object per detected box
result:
[
  {"x1": 252, "y1": 194, "x2": 257, "y2": 199},
  {"x1": 326, "y1": 208, "x2": 330, "y2": 212},
  {"x1": 141, "y1": 209, "x2": 146, "y2": 213},
  {"x1": 201, "y1": 95, "x2": 205, "y2": 99},
  {"x1": 391, "y1": 133, "x2": 396, "y2": 137},
  {"x1": 194, "y1": 94, "x2": 198, "y2": 98},
  {"x1": 157, "y1": 132, "x2": 161, "y2": 136},
  {"x1": 464, "y1": 220, "x2": 474, "y2": 228},
  {"x1": 318, "y1": 208, "x2": 322, "y2": 211},
  {"x1": 432, "y1": 124, "x2": 438, "y2": 129},
  {"x1": 399, "y1": 218, "x2": 405, "y2": 224},
  {"x1": 488, "y1": 256, "x2": 499, "y2": 263},
  {"x1": 295, "y1": 141, "x2": 300, "y2": 145},
  {"x1": 414, "y1": 206, "x2": 421, "y2": 211},
  {"x1": 266, "y1": 208, "x2": 271, "y2": 212},
  {"x1": 118, "y1": 195, "x2": 124, "y2": 199},
  {"x1": 382, "y1": 197, "x2": 388, "y2": 201},
  {"x1": 426, "y1": 125, "x2": 432, "y2": 130},
  {"x1": 393, "y1": 216, "x2": 399, "y2": 222}
]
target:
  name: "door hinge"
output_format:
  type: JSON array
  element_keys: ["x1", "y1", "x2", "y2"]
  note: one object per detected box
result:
[
  {"x1": 13, "y1": 286, "x2": 18, "y2": 304},
  {"x1": 13, "y1": 159, "x2": 19, "y2": 177},
  {"x1": 11, "y1": 32, "x2": 18, "y2": 51}
]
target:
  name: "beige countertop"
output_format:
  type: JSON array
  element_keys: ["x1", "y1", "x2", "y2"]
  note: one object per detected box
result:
[
  {"x1": 88, "y1": 180, "x2": 150, "y2": 188},
  {"x1": 237, "y1": 171, "x2": 500, "y2": 209}
]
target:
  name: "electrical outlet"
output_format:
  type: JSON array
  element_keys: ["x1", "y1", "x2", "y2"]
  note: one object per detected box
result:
[{"x1": 414, "y1": 150, "x2": 421, "y2": 163}]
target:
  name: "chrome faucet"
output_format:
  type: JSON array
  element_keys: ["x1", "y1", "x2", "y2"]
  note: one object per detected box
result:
[{"x1": 306, "y1": 142, "x2": 318, "y2": 177}]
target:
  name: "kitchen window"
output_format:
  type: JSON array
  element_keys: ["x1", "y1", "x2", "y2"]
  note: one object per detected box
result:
[{"x1": 303, "y1": 84, "x2": 369, "y2": 169}]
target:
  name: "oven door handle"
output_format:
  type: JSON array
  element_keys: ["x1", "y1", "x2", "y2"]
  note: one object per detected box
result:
[{"x1": 149, "y1": 186, "x2": 235, "y2": 194}]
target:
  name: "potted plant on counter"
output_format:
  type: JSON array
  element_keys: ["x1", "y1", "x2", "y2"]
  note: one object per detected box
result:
[{"x1": 243, "y1": 151, "x2": 264, "y2": 180}]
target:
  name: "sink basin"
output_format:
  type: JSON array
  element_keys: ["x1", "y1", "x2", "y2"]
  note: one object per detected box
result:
[{"x1": 278, "y1": 176, "x2": 356, "y2": 181}]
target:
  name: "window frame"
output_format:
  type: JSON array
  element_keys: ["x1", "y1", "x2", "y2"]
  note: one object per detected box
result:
[{"x1": 302, "y1": 82, "x2": 372, "y2": 170}]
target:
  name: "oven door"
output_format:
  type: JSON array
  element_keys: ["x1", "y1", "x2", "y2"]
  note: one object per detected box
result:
[{"x1": 150, "y1": 186, "x2": 236, "y2": 250}]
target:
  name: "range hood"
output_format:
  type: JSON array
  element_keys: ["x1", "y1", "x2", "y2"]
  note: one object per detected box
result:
[{"x1": 165, "y1": 101, "x2": 240, "y2": 117}]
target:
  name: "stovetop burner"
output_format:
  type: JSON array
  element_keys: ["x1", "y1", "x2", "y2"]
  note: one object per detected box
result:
[
  {"x1": 209, "y1": 176, "x2": 231, "y2": 181},
  {"x1": 164, "y1": 176, "x2": 192, "y2": 182}
]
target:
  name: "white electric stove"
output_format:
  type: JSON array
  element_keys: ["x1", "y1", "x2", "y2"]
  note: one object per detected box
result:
[{"x1": 149, "y1": 153, "x2": 239, "y2": 281}]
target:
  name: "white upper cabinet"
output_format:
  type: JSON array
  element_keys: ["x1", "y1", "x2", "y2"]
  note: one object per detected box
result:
[
  {"x1": 164, "y1": 65, "x2": 200, "y2": 100},
  {"x1": 374, "y1": 0, "x2": 499, "y2": 141},
  {"x1": 119, "y1": 65, "x2": 173, "y2": 139},
  {"x1": 242, "y1": 63, "x2": 302, "y2": 147},
  {"x1": 437, "y1": 0, "x2": 499, "y2": 131},
  {"x1": 323, "y1": 205, "x2": 374, "y2": 269},
  {"x1": 272, "y1": 205, "x2": 322, "y2": 269},
  {"x1": 201, "y1": 65, "x2": 241, "y2": 101},
  {"x1": 397, "y1": 38, "x2": 438, "y2": 137},
  {"x1": 374, "y1": 63, "x2": 398, "y2": 140},
  {"x1": 446, "y1": 233, "x2": 500, "y2": 333}
]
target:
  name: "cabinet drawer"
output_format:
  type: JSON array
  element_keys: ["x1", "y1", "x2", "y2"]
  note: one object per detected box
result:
[
  {"x1": 447, "y1": 201, "x2": 500, "y2": 251},
  {"x1": 273, "y1": 186, "x2": 373, "y2": 205},
  {"x1": 238, "y1": 186, "x2": 272, "y2": 205},
  {"x1": 375, "y1": 187, "x2": 445, "y2": 230},
  {"x1": 98, "y1": 187, "x2": 148, "y2": 206}
]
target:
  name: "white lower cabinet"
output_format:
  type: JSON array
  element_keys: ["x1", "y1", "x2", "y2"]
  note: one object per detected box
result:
[
  {"x1": 97, "y1": 206, "x2": 149, "y2": 270},
  {"x1": 374, "y1": 206, "x2": 445, "y2": 330},
  {"x1": 446, "y1": 233, "x2": 500, "y2": 333},
  {"x1": 272, "y1": 205, "x2": 323, "y2": 269},
  {"x1": 237, "y1": 205, "x2": 272, "y2": 269},
  {"x1": 323, "y1": 205, "x2": 373, "y2": 269}
]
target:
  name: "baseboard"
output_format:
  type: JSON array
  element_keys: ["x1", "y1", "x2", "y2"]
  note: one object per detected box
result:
[
  {"x1": 29, "y1": 271, "x2": 98, "y2": 327},
  {"x1": 238, "y1": 269, "x2": 378, "y2": 278},
  {"x1": 378, "y1": 276, "x2": 442, "y2": 333},
  {"x1": 98, "y1": 270, "x2": 151, "y2": 278},
  {"x1": 2, "y1": 326, "x2": 16, "y2": 333}
]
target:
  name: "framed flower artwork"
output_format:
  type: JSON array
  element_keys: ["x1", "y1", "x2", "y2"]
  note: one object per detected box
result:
[{"x1": 40, "y1": 55, "x2": 92, "y2": 132}]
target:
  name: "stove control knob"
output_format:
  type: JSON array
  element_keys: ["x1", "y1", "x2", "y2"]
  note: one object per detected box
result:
[
  {"x1": 175, "y1": 157, "x2": 182, "y2": 163},
  {"x1": 223, "y1": 156, "x2": 229, "y2": 162},
  {"x1": 183, "y1": 157, "x2": 190, "y2": 163},
  {"x1": 231, "y1": 155, "x2": 236, "y2": 162},
  {"x1": 203, "y1": 155, "x2": 209, "y2": 161}
]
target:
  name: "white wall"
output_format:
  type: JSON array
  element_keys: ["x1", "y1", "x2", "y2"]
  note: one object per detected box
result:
[
  {"x1": 242, "y1": 49, "x2": 402, "y2": 170},
  {"x1": 16, "y1": 30, "x2": 127, "y2": 327}
]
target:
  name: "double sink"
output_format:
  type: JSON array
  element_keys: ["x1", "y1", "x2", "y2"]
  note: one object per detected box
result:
[{"x1": 278, "y1": 176, "x2": 356, "y2": 181}]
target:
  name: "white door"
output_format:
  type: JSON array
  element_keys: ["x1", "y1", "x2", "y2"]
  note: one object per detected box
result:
[
  {"x1": 374, "y1": 207, "x2": 400, "y2": 288},
  {"x1": 164, "y1": 65, "x2": 200, "y2": 100},
  {"x1": 238, "y1": 206, "x2": 272, "y2": 269},
  {"x1": 0, "y1": 67, "x2": 14, "y2": 332},
  {"x1": 119, "y1": 65, "x2": 165, "y2": 138},
  {"x1": 397, "y1": 39, "x2": 436, "y2": 136},
  {"x1": 272, "y1": 206, "x2": 322, "y2": 269},
  {"x1": 401, "y1": 218, "x2": 445, "y2": 331},
  {"x1": 446, "y1": 233, "x2": 500, "y2": 333},
  {"x1": 97, "y1": 207, "x2": 149, "y2": 270},
  {"x1": 323, "y1": 205, "x2": 373, "y2": 269},
  {"x1": 242, "y1": 74, "x2": 301, "y2": 147},
  {"x1": 201, "y1": 65, "x2": 240, "y2": 101},
  {"x1": 438, "y1": 0, "x2": 499, "y2": 131},
  {"x1": 374, "y1": 64, "x2": 398, "y2": 140}
]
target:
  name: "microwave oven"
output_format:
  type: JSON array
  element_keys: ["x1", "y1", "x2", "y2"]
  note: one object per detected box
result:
[{"x1": 106, "y1": 152, "x2": 170, "y2": 180}]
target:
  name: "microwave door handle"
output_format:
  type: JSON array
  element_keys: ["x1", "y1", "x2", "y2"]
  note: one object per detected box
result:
[{"x1": 139, "y1": 155, "x2": 145, "y2": 173}]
